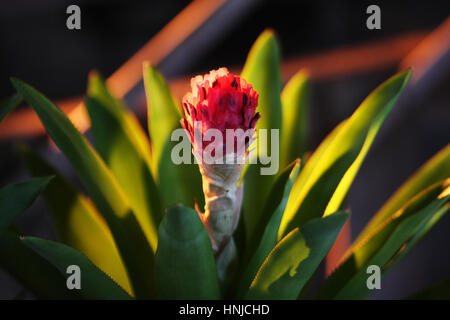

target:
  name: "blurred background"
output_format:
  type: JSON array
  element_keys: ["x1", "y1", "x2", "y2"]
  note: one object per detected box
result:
[{"x1": 0, "y1": 0, "x2": 449, "y2": 299}]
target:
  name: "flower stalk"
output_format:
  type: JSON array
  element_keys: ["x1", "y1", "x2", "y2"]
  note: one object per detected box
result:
[{"x1": 197, "y1": 157, "x2": 242, "y2": 283}]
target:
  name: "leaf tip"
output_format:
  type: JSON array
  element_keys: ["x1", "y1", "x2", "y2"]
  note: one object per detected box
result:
[
  {"x1": 259, "y1": 28, "x2": 280, "y2": 47},
  {"x1": 262, "y1": 28, "x2": 275, "y2": 37},
  {"x1": 399, "y1": 67, "x2": 413, "y2": 85},
  {"x1": 143, "y1": 60, "x2": 153, "y2": 69},
  {"x1": 143, "y1": 61, "x2": 157, "y2": 75},
  {"x1": 10, "y1": 77, "x2": 23, "y2": 90},
  {"x1": 88, "y1": 69, "x2": 102, "y2": 82}
]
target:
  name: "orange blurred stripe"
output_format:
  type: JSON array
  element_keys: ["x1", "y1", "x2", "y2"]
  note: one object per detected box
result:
[
  {"x1": 106, "y1": 0, "x2": 227, "y2": 97},
  {"x1": 0, "y1": 97, "x2": 81, "y2": 139},
  {"x1": 0, "y1": 29, "x2": 427, "y2": 140},
  {"x1": 282, "y1": 31, "x2": 426, "y2": 81},
  {"x1": 325, "y1": 219, "x2": 351, "y2": 276},
  {"x1": 0, "y1": 0, "x2": 226, "y2": 140},
  {"x1": 67, "y1": 0, "x2": 227, "y2": 135},
  {"x1": 400, "y1": 17, "x2": 450, "y2": 82}
]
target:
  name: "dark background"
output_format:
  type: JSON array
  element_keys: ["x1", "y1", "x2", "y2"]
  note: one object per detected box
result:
[{"x1": 0, "y1": 0, "x2": 449, "y2": 299}]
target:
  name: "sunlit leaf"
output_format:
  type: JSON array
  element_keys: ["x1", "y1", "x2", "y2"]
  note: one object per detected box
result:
[
  {"x1": 155, "y1": 205, "x2": 220, "y2": 299},
  {"x1": 289, "y1": 121, "x2": 346, "y2": 200},
  {"x1": 86, "y1": 72, "x2": 162, "y2": 252},
  {"x1": 337, "y1": 199, "x2": 448, "y2": 299},
  {"x1": 237, "y1": 160, "x2": 300, "y2": 297},
  {"x1": 23, "y1": 237, "x2": 132, "y2": 299},
  {"x1": 355, "y1": 144, "x2": 450, "y2": 245},
  {"x1": 317, "y1": 182, "x2": 450, "y2": 299},
  {"x1": 241, "y1": 29, "x2": 283, "y2": 246},
  {"x1": 241, "y1": 29, "x2": 282, "y2": 140},
  {"x1": 0, "y1": 176, "x2": 52, "y2": 231},
  {"x1": 143, "y1": 63, "x2": 203, "y2": 208},
  {"x1": 245, "y1": 212, "x2": 348, "y2": 300},
  {"x1": 280, "y1": 70, "x2": 310, "y2": 168},
  {"x1": 143, "y1": 63, "x2": 180, "y2": 173},
  {"x1": 279, "y1": 69, "x2": 412, "y2": 239},
  {"x1": 392, "y1": 198, "x2": 449, "y2": 264},
  {"x1": 11, "y1": 78, "x2": 156, "y2": 298},
  {"x1": 17, "y1": 144, "x2": 132, "y2": 295}
]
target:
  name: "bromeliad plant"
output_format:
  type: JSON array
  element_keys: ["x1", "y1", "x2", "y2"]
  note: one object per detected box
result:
[
  {"x1": 1, "y1": 30, "x2": 449, "y2": 300},
  {"x1": 180, "y1": 67, "x2": 261, "y2": 284}
]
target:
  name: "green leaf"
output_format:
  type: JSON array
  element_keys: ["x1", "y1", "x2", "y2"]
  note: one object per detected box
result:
[
  {"x1": 143, "y1": 63, "x2": 180, "y2": 173},
  {"x1": 17, "y1": 144, "x2": 132, "y2": 295},
  {"x1": 155, "y1": 205, "x2": 220, "y2": 299},
  {"x1": 279, "y1": 69, "x2": 412, "y2": 239},
  {"x1": 0, "y1": 228, "x2": 79, "y2": 299},
  {"x1": 23, "y1": 237, "x2": 132, "y2": 299},
  {"x1": 85, "y1": 72, "x2": 162, "y2": 252},
  {"x1": 290, "y1": 121, "x2": 346, "y2": 198},
  {"x1": 391, "y1": 196, "x2": 449, "y2": 264},
  {"x1": 241, "y1": 29, "x2": 283, "y2": 246},
  {"x1": 245, "y1": 212, "x2": 349, "y2": 300},
  {"x1": 237, "y1": 160, "x2": 300, "y2": 297},
  {"x1": 338, "y1": 199, "x2": 448, "y2": 300},
  {"x1": 280, "y1": 70, "x2": 310, "y2": 168},
  {"x1": 0, "y1": 176, "x2": 53, "y2": 231},
  {"x1": 143, "y1": 63, "x2": 203, "y2": 208},
  {"x1": 408, "y1": 274, "x2": 450, "y2": 300},
  {"x1": 11, "y1": 78, "x2": 156, "y2": 298},
  {"x1": 317, "y1": 182, "x2": 450, "y2": 299},
  {"x1": 0, "y1": 94, "x2": 22, "y2": 123},
  {"x1": 241, "y1": 29, "x2": 282, "y2": 138},
  {"x1": 348, "y1": 179, "x2": 450, "y2": 271},
  {"x1": 355, "y1": 144, "x2": 450, "y2": 245}
]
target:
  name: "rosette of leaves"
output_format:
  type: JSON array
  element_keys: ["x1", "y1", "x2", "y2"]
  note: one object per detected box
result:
[{"x1": 1, "y1": 29, "x2": 449, "y2": 300}]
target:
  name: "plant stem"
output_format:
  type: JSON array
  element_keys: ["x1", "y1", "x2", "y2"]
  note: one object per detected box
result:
[{"x1": 196, "y1": 156, "x2": 244, "y2": 283}]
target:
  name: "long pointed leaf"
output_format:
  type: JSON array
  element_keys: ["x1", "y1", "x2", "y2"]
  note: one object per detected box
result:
[
  {"x1": 237, "y1": 160, "x2": 300, "y2": 297},
  {"x1": 335, "y1": 198, "x2": 449, "y2": 299},
  {"x1": 241, "y1": 29, "x2": 283, "y2": 246},
  {"x1": 143, "y1": 63, "x2": 203, "y2": 208},
  {"x1": 317, "y1": 182, "x2": 450, "y2": 299},
  {"x1": 241, "y1": 29, "x2": 282, "y2": 139},
  {"x1": 355, "y1": 144, "x2": 450, "y2": 245},
  {"x1": 279, "y1": 69, "x2": 412, "y2": 239},
  {"x1": 280, "y1": 70, "x2": 310, "y2": 168},
  {"x1": 245, "y1": 212, "x2": 349, "y2": 300},
  {"x1": 23, "y1": 237, "x2": 132, "y2": 299},
  {"x1": 86, "y1": 72, "x2": 162, "y2": 252},
  {"x1": 0, "y1": 228, "x2": 79, "y2": 299},
  {"x1": 17, "y1": 144, "x2": 132, "y2": 294},
  {"x1": 11, "y1": 78, "x2": 155, "y2": 298},
  {"x1": 0, "y1": 176, "x2": 53, "y2": 231}
]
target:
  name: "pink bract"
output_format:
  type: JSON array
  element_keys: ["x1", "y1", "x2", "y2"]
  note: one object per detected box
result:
[{"x1": 180, "y1": 67, "x2": 260, "y2": 151}]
